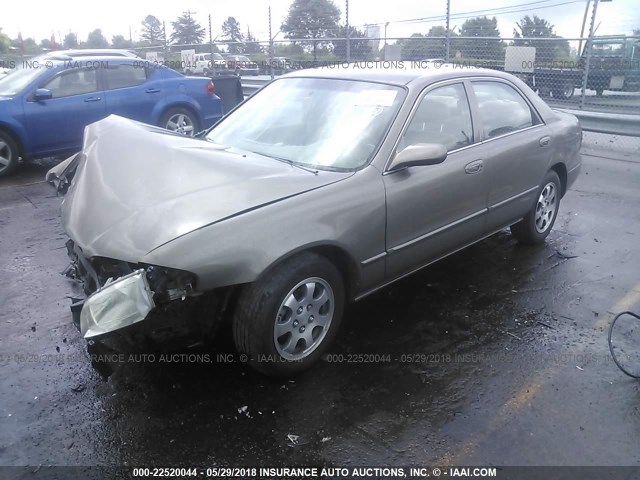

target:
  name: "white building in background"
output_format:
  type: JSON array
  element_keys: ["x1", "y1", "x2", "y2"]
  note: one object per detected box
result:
[{"x1": 366, "y1": 25, "x2": 382, "y2": 52}]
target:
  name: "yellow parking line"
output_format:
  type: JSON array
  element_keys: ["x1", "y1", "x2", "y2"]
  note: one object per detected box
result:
[{"x1": 435, "y1": 283, "x2": 640, "y2": 465}]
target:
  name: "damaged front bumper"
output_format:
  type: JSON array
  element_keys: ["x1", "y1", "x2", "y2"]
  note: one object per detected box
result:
[{"x1": 65, "y1": 240, "x2": 196, "y2": 340}]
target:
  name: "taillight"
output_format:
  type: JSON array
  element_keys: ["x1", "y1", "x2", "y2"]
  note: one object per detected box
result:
[{"x1": 206, "y1": 80, "x2": 215, "y2": 95}]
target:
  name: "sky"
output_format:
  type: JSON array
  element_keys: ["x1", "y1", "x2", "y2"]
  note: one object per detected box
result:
[{"x1": 1, "y1": 0, "x2": 638, "y2": 45}]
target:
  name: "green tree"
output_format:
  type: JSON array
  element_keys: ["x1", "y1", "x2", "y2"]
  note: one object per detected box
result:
[
  {"x1": 222, "y1": 17, "x2": 243, "y2": 53},
  {"x1": 513, "y1": 15, "x2": 570, "y2": 63},
  {"x1": 141, "y1": 15, "x2": 164, "y2": 45},
  {"x1": 459, "y1": 16, "x2": 503, "y2": 61},
  {"x1": 111, "y1": 35, "x2": 133, "y2": 49},
  {"x1": 244, "y1": 28, "x2": 262, "y2": 55},
  {"x1": 86, "y1": 29, "x2": 109, "y2": 48},
  {"x1": 0, "y1": 28, "x2": 11, "y2": 53},
  {"x1": 332, "y1": 25, "x2": 372, "y2": 61},
  {"x1": 12, "y1": 36, "x2": 40, "y2": 55},
  {"x1": 396, "y1": 28, "x2": 454, "y2": 61},
  {"x1": 63, "y1": 32, "x2": 78, "y2": 49},
  {"x1": 398, "y1": 34, "x2": 428, "y2": 60},
  {"x1": 170, "y1": 13, "x2": 205, "y2": 45},
  {"x1": 281, "y1": 0, "x2": 341, "y2": 61}
]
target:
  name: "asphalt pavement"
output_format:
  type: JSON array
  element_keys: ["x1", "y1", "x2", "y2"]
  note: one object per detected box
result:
[{"x1": 0, "y1": 143, "x2": 639, "y2": 473}]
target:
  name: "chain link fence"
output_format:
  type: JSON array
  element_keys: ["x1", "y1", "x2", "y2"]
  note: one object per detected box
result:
[
  {"x1": 131, "y1": 32, "x2": 638, "y2": 152},
  {"x1": 133, "y1": 34, "x2": 639, "y2": 112}
]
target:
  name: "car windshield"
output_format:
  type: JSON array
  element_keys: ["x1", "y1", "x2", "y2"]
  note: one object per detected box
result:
[
  {"x1": 0, "y1": 66, "x2": 45, "y2": 96},
  {"x1": 238, "y1": 56, "x2": 251, "y2": 62},
  {"x1": 206, "y1": 77, "x2": 404, "y2": 170},
  {"x1": 213, "y1": 53, "x2": 224, "y2": 60}
]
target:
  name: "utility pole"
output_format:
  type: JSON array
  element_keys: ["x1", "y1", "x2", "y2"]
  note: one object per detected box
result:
[
  {"x1": 345, "y1": 0, "x2": 351, "y2": 62},
  {"x1": 578, "y1": 0, "x2": 591, "y2": 56},
  {"x1": 579, "y1": 0, "x2": 600, "y2": 109},
  {"x1": 209, "y1": 14, "x2": 214, "y2": 58},
  {"x1": 445, "y1": 0, "x2": 451, "y2": 62},
  {"x1": 163, "y1": 21, "x2": 168, "y2": 59},
  {"x1": 269, "y1": 6, "x2": 274, "y2": 80}
]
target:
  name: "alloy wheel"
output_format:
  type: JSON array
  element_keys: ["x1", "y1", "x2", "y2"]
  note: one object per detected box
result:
[
  {"x1": 535, "y1": 182, "x2": 557, "y2": 233},
  {"x1": 273, "y1": 277, "x2": 335, "y2": 361}
]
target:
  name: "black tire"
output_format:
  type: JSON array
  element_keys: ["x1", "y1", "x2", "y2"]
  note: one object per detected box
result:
[
  {"x1": 552, "y1": 81, "x2": 575, "y2": 100},
  {"x1": 233, "y1": 252, "x2": 345, "y2": 377},
  {"x1": 160, "y1": 107, "x2": 199, "y2": 137},
  {"x1": 0, "y1": 130, "x2": 19, "y2": 177},
  {"x1": 511, "y1": 170, "x2": 562, "y2": 245}
]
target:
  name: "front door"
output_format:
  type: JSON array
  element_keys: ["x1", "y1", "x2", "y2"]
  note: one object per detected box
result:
[
  {"x1": 384, "y1": 82, "x2": 489, "y2": 280},
  {"x1": 24, "y1": 66, "x2": 105, "y2": 155}
]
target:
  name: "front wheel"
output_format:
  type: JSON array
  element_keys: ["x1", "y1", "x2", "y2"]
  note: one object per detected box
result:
[
  {"x1": 510, "y1": 170, "x2": 561, "y2": 244},
  {"x1": 233, "y1": 253, "x2": 345, "y2": 377},
  {"x1": 161, "y1": 108, "x2": 199, "y2": 137}
]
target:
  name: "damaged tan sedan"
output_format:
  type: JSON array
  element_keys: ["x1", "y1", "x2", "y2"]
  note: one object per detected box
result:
[{"x1": 48, "y1": 64, "x2": 582, "y2": 376}]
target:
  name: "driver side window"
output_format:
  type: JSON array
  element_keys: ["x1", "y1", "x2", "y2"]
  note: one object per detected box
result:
[
  {"x1": 399, "y1": 83, "x2": 473, "y2": 153},
  {"x1": 42, "y1": 68, "x2": 98, "y2": 99}
]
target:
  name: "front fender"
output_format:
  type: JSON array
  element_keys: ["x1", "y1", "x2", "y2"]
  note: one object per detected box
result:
[{"x1": 141, "y1": 167, "x2": 386, "y2": 296}]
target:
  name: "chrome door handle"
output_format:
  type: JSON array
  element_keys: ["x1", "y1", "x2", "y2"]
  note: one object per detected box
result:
[
  {"x1": 145, "y1": 88, "x2": 161, "y2": 93},
  {"x1": 84, "y1": 97, "x2": 101, "y2": 102},
  {"x1": 539, "y1": 136, "x2": 551, "y2": 147},
  {"x1": 465, "y1": 159, "x2": 484, "y2": 174}
]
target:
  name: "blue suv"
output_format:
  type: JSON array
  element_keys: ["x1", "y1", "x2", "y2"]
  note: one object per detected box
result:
[{"x1": 0, "y1": 55, "x2": 223, "y2": 176}]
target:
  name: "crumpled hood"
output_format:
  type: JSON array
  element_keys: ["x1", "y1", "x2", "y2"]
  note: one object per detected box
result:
[{"x1": 60, "y1": 115, "x2": 351, "y2": 262}]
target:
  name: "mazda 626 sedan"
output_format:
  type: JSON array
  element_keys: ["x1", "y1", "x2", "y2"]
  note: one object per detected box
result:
[{"x1": 48, "y1": 63, "x2": 582, "y2": 376}]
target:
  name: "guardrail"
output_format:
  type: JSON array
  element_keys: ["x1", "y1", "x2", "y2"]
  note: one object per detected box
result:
[
  {"x1": 240, "y1": 78, "x2": 640, "y2": 137},
  {"x1": 241, "y1": 78, "x2": 268, "y2": 97},
  {"x1": 557, "y1": 109, "x2": 640, "y2": 137}
]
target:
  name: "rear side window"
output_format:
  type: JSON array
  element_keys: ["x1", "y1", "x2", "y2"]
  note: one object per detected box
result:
[
  {"x1": 399, "y1": 83, "x2": 474, "y2": 152},
  {"x1": 472, "y1": 81, "x2": 537, "y2": 138},
  {"x1": 104, "y1": 64, "x2": 147, "y2": 90},
  {"x1": 43, "y1": 68, "x2": 98, "y2": 98}
]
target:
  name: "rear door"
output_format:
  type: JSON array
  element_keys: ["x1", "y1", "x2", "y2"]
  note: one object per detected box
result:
[
  {"x1": 102, "y1": 62, "x2": 165, "y2": 125},
  {"x1": 383, "y1": 81, "x2": 489, "y2": 280},
  {"x1": 467, "y1": 80, "x2": 551, "y2": 231},
  {"x1": 23, "y1": 66, "x2": 105, "y2": 154}
]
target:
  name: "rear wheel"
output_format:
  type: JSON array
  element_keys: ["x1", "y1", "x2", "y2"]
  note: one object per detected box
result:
[
  {"x1": 511, "y1": 170, "x2": 561, "y2": 244},
  {"x1": 233, "y1": 253, "x2": 345, "y2": 377},
  {"x1": 0, "y1": 130, "x2": 19, "y2": 177},
  {"x1": 161, "y1": 108, "x2": 199, "y2": 137}
]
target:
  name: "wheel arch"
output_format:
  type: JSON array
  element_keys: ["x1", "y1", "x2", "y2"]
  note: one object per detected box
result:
[
  {"x1": 255, "y1": 242, "x2": 361, "y2": 302},
  {"x1": 0, "y1": 123, "x2": 27, "y2": 159},
  {"x1": 550, "y1": 162, "x2": 568, "y2": 197}
]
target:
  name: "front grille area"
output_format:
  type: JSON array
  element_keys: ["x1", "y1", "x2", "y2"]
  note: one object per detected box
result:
[{"x1": 65, "y1": 239, "x2": 137, "y2": 295}]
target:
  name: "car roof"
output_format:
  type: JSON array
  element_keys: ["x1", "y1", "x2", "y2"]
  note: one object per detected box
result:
[
  {"x1": 44, "y1": 49, "x2": 138, "y2": 58},
  {"x1": 282, "y1": 61, "x2": 513, "y2": 87},
  {"x1": 43, "y1": 55, "x2": 148, "y2": 68}
]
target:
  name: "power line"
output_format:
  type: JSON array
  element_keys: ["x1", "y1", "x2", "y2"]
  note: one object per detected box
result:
[{"x1": 353, "y1": 0, "x2": 583, "y2": 28}]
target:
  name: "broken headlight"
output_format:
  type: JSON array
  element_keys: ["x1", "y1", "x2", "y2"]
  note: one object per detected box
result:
[{"x1": 80, "y1": 269, "x2": 155, "y2": 339}]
